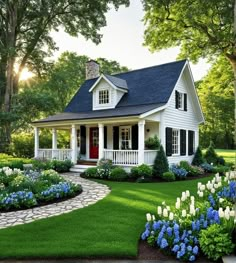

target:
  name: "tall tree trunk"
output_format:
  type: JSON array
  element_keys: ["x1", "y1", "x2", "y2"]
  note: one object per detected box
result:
[{"x1": 1, "y1": 2, "x2": 18, "y2": 152}]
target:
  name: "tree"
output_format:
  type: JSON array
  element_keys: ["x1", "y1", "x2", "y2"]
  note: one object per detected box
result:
[
  {"x1": 0, "y1": 0, "x2": 129, "y2": 150},
  {"x1": 198, "y1": 56, "x2": 234, "y2": 149},
  {"x1": 142, "y1": 0, "x2": 236, "y2": 148},
  {"x1": 192, "y1": 146, "x2": 204, "y2": 166},
  {"x1": 153, "y1": 144, "x2": 169, "y2": 178}
]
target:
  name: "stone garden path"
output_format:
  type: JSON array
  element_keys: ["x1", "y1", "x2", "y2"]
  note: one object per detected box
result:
[{"x1": 0, "y1": 173, "x2": 110, "y2": 229}]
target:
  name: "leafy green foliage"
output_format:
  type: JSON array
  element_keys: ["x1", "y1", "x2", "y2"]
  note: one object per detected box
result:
[
  {"x1": 192, "y1": 146, "x2": 204, "y2": 166},
  {"x1": 198, "y1": 56, "x2": 234, "y2": 149},
  {"x1": 145, "y1": 135, "x2": 160, "y2": 150},
  {"x1": 204, "y1": 141, "x2": 218, "y2": 165},
  {"x1": 153, "y1": 145, "x2": 169, "y2": 178},
  {"x1": 84, "y1": 167, "x2": 99, "y2": 178},
  {"x1": 162, "y1": 171, "x2": 175, "y2": 181},
  {"x1": 109, "y1": 167, "x2": 128, "y2": 181},
  {"x1": 199, "y1": 224, "x2": 235, "y2": 261},
  {"x1": 179, "y1": 161, "x2": 202, "y2": 176}
]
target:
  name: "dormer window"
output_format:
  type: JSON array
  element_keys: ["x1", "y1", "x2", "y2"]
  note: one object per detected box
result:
[
  {"x1": 99, "y1": 89, "x2": 109, "y2": 104},
  {"x1": 175, "y1": 90, "x2": 187, "y2": 111}
]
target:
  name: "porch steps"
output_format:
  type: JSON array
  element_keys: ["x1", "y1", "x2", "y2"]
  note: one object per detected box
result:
[{"x1": 70, "y1": 164, "x2": 96, "y2": 173}]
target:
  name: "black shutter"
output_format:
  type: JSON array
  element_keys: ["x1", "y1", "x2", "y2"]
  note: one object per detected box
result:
[
  {"x1": 166, "y1": 127, "x2": 172, "y2": 156},
  {"x1": 80, "y1": 126, "x2": 86, "y2": 154},
  {"x1": 104, "y1": 126, "x2": 107, "y2": 149},
  {"x1": 131, "y1": 125, "x2": 138, "y2": 150},
  {"x1": 113, "y1": 126, "x2": 119, "y2": 150},
  {"x1": 180, "y1": 129, "x2": 186, "y2": 156},
  {"x1": 175, "y1": 90, "x2": 179, "y2": 109},
  {"x1": 184, "y1": 93, "x2": 187, "y2": 111},
  {"x1": 188, "y1": 130, "x2": 194, "y2": 155}
]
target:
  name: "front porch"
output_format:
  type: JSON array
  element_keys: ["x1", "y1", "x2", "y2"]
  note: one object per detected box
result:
[{"x1": 34, "y1": 119, "x2": 160, "y2": 166}]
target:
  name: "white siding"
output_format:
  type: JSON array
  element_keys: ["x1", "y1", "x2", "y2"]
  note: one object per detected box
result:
[
  {"x1": 161, "y1": 73, "x2": 199, "y2": 164},
  {"x1": 145, "y1": 122, "x2": 159, "y2": 140}
]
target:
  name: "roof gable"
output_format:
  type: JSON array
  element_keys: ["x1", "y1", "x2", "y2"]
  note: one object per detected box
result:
[{"x1": 65, "y1": 60, "x2": 187, "y2": 113}]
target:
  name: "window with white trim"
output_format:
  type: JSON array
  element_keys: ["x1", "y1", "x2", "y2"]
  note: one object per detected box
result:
[
  {"x1": 178, "y1": 92, "x2": 184, "y2": 110},
  {"x1": 172, "y1": 129, "x2": 179, "y2": 155},
  {"x1": 120, "y1": 126, "x2": 131, "y2": 150},
  {"x1": 99, "y1": 89, "x2": 109, "y2": 104}
]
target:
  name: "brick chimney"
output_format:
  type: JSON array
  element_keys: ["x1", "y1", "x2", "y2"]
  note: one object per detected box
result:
[{"x1": 86, "y1": 60, "x2": 100, "y2": 80}]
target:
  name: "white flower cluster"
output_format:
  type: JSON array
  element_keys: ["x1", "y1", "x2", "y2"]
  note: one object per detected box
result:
[
  {"x1": 197, "y1": 173, "x2": 223, "y2": 197},
  {"x1": 224, "y1": 171, "x2": 236, "y2": 181},
  {"x1": 0, "y1": 167, "x2": 22, "y2": 176},
  {"x1": 218, "y1": 206, "x2": 235, "y2": 220}
]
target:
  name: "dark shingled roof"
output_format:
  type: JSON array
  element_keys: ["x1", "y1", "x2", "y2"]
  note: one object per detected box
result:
[
  {"x1": 34, "y1": 60, "x2": 186, "y2": 123},
  {"x1": 104, "y1": 74, "x2": 128, "y2": 90},
  {"x1": 33, "y1": 103, "x2": 164, "y2": 123}
]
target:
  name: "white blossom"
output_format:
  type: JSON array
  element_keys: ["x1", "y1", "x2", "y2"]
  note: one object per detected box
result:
[
  {"x1": 211, "y1": 188, "x2": 215, "y2": 194},
  {"x1": 182, "y1": 210, "x2": 187, "y2": 217},
  {"x1": 185, "y1": 190, "x2": 190, "y2": 197},
  {"x1": 175, "y1": 201, "x2": 180, "y2": 209},
  {"x1": 169, "y1": 212, "x2": 174, "y2": 220},
  {"x1": 163, "y1": 208, "x2": 168, "y2": 217},
  {"x1": 218, "y1": 208, "x2": 224, "y2": 218},
  {"x1": 157, "y1": 206, "x2": 162, "y2": 216},
  {"x1": 146, "y1": 213, "x2": 152, "y2": 222}
]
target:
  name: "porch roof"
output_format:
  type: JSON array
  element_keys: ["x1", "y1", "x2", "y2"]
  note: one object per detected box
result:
[{"x1": 33, "y1": 103, "x2": 164, "y2": 124}]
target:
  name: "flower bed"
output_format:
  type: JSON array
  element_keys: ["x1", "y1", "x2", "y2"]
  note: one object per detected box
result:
[
  {"x1": 0, "y1": 167, "x2": 82, "y2": 212},
  {"x1": 141, "y1": 171, "x2": 236, "y2": 261}
]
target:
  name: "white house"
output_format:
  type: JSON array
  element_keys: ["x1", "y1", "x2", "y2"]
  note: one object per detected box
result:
[{"x1": 32, "y1": 59, "x2": 204, "y2": 171}]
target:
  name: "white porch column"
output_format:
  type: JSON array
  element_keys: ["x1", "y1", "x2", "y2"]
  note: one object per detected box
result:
[
  {"x1": 52, "y1": 128, "x2": 57, "y2": 159},
  {"x1": 138, "y1": 120, "x2": 145, "y2": 165},
  {"x1": 34, "y1": 127, "x2": 39, "y2": 158},
  {"x1": 98, "y1": 123, "x2": 104, "y2": 160},
  {"x1": 71, "y1": 125, "x2": 77, "y2": 164}
]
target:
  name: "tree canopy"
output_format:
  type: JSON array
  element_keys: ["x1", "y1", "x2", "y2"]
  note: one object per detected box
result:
[
  {"x1": 142, "y1": 0, "x2": 236, "y2": 147},
  {"x1": 198, "y1": 56, "x2": 234, "y2": 149},
  {"x1": 0, "y1": 0, "x2": 129, "y2": 150}
]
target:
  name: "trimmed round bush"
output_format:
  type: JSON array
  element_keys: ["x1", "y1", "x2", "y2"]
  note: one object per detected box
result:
[
  {"x1": 162, "y1": 171, "x2": 175, "y2": 181},
  {"x1": 137, "y1": 164, "x2": 152, "y2": 178},
  {"x1": 109, "y1": 167, "x2": 128, "y2": 181},
  {"x1": 130, "y1": 166, "x2": 141, "y2": 179}
]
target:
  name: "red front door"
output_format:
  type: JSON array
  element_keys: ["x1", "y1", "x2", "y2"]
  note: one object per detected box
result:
[{"x1": 90, "y1": 127, "x2": 99, "y2": 159}]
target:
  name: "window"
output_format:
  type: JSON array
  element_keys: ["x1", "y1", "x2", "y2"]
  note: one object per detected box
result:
[
  {"x1": 120, "y1": 126, "x2": 131, "y2": 149},
  {"x1": 175, "y1": 91, "x2": 187, "y2": 111},
  {"x1": 172, "y1": 129, "x2": 179, "y2": 155},
  {"x1": 99, "y1": 89, "x2": 109, "y2": 104}
]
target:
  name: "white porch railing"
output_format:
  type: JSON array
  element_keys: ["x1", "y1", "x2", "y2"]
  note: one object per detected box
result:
[
  {"x1": 38, "y1": 149, "x2": 72, "y2": 161},
  {"x1": 104, "y1": 149, "x2": 139, "y2": 165},
  {"x1": 144, "y1": 150, "x2": 158, "y2": 165}
]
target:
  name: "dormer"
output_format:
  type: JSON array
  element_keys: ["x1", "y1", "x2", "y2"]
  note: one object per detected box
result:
[{"x1": 89, "y1": 74, "x2": 128, "y2": 110}]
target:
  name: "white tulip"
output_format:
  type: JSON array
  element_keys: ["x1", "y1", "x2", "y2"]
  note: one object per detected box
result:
[
  {"x1": 181, "y1": 192, "x2": 186, "y2": 201},
  {"x1": 163, "y1": 208, "x2": 168, "y2": 217},
  {"x1": 230, "y1": 210, "x2": 235, "y2": 217},
  {"x1": 219, "y1": 208, "x2": 224, "y2": 218},
  {"x1": 175, "y1": 201, "x2": 180, "y2": 209},
  {"x1": 200, "y1": 185, "x2": 205, "y2": 191},
  {"x1": 152, "y1": 215, "x2": 156, "y2": 221},
  {"x1": 224, "y1": 211, "x2": 230, "y2": 220},
  {"x1": 198, "y1": 191, "x2": 204, "y2": 197},
  {"x1": 197, "y1": 182, "x2": 202, "y2": 189},
  {"x1": 211, "y1": 188, "x2": 215, "y2": 194},
  {"x1": 219, "y1": 198, "x2": 224, "y2": 203},
  {"x1": 146, "y1": 213, "x2": 152, "y2": 222},
  {"x1": 217, "y1": 182, "x2": 222, "y2": 188},
  {"x1": 176, "y1": 197, "x2": 180, "y2": 203},
  {"x1": 157, "y1": 206, "x2": 162, "y2": 216},
  {"x1": 169, "y1": 212, "x2": 174, "y2": 220},
  {"x1": 182, "y1": 209, "x2": 187, "y2": 217},
  {"x1": 190, "y1": 196, "x2": 195, "y2": 203},
  {"x1": 214, "y1": 183, "x2": 218, "y2": 189},
  {"x1": 166, "y1": 206, "x2": 171, "y2": 211},
  {"x1": 190, "y1": 205, "x2": 195, "y2": 215},
  {"x1": 186, "y1": 190, "x2": 190, "y2": 197}
]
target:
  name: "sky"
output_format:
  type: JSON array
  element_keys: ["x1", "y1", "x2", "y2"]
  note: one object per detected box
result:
[{"x1": 50, "y1": 0, "x2": 211, "y2": 81}]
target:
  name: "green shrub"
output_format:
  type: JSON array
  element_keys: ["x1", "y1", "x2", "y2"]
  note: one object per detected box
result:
[
  {"x1": 162, "y1": 171, "x2": 175, "y2": 181},
  {"x1": 109, "y1": 167, "x2": 128, "y2": 181},
  {"x1": 179, "y1": 161, "x2": 200, "y2": 176},
  {"x1": 199, "y1": 224, "x2": 235, "y2": 261},
  {"x1": 217, "y1": 156, "x2": 225, "y2": 165},
  {"x1": 153, "y1": 145, "x2": 169, "y2": 178},
  {"x1": 85, "y1": 167, "x2": 98, "y2": 178},
  {"x1": 39, "y1": 169, "x2": 64, "y2": 184},
  {"x1": 130, "y1": 166, "x2": 140, "y2": 179},
  {"x1": 50, "y1": 159, "x2": 73, "y2": 172},
  {"x1": 204, "y1": 141, "x2": 218, "y2": 165},
  {"x1": 192, "y1": 146, "x2": 204, "y2": 166},
  {"x1": 97, "y1": 158, "x2": 113, "y2": 179},
  {"x1": 138, "y1": 164, "x2": 153, "y2": 178},
  {"x1": 145, "y1": 135, "x2": 160, "y2": 150},
  {"x1": 213, "y1": 165, "x2": 230, "y2": 175}
]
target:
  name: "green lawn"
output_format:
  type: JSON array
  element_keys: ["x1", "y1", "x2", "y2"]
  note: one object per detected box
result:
[
  {"x1": 215, "y1": 149, "x2": 236, "y2": 163},
  {"x1": 0, "y1": 176, "x2": 212, "y2": 259}
]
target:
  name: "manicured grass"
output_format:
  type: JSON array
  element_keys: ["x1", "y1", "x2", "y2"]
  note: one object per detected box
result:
[
  {"x1": 215, "y1": 149, "x2": 236, "y2": 163},
  {"x1": 0, "y1": 176, "x2": 212, "y2": 259}
]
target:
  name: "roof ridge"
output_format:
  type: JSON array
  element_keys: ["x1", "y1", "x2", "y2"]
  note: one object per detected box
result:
[{"x1": 112, "y1": 59, "x2": 187, "y2": 77}]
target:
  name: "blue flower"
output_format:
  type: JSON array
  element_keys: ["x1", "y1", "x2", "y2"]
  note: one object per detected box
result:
[
  {"x1": 187, "y1": 245, "x2": 192, "y2": 252},
  {"x1": 167, "y1": 227, "x2": 172, "y2": 237},
  {"x1": 193, "y1": 245, "x2": 199, "y2": 255},
  {"x1": 189, "y1": 255, "x2": 196, "y2": 261},
  {"x1": 160, "y1": 238, "x2": 168, "y2": 249},
  {"x1": 172, "y1": 244, "x2": 180, "y2": 253}
]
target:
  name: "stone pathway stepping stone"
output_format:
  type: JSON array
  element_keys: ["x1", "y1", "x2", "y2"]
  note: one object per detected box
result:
[{"x1": 0, "y1": 173, "x2": 110, "y2": 229}]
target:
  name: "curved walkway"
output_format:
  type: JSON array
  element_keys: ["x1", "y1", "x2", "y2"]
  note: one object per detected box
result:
[{"x1": 0, "y1": 173, "x2": 110, "y2": 229}]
